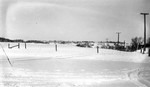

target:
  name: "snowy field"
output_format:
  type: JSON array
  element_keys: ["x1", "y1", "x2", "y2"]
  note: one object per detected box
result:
[
  {"x1": 0, "y1": 42, "x2": 150, "y2": 87},
  {"x1": 0, "y1": 42, "x2": 149, "y2": 63}
]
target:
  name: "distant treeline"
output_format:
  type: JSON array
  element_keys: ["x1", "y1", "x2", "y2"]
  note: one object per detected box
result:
[
  {"x1": 0, "y1": 37, "x2": 94, "y2": 44},
  {"x1": 0, "y1": 37, "x2": 46, "y2": 43},
  {"x1": 0, "y1": 37, "x2": 14, "y2": 42}
]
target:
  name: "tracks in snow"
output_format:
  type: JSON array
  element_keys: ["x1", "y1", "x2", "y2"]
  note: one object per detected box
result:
[{"x1": 127, "y1": 68, "x2": 150, "y2": 87}]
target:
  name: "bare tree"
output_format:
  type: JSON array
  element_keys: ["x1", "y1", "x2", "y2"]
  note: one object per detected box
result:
[{"x1": 130, "y1": 37, "x2": 143, "y2": 51}]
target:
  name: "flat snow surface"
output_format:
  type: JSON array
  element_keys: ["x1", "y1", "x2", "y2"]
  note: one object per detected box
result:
[
  {"x1": 0, "y1": 43, "x2": 149, "y2": 63},
  {"x1": 0, "y1": 42, "x2": 150, "y2": 87}
]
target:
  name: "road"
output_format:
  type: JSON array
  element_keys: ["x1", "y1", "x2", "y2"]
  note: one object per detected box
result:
[{"x1": 1, "y1": 57, "x2": 150, "y2": 87}]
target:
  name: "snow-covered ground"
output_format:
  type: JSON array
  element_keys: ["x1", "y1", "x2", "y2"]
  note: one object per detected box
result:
[
  {"x1": 0, "y1": 42, "x2": 150, "y2": 87},
  {"x1": 0, "y1": 42, "x2": 149, "y2": 63}
]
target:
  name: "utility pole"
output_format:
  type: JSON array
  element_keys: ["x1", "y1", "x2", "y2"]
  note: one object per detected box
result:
[
  {"x1": 54, "y1": 40, "x2": 57, "y2": 52},
  {"x1": 116, "y1": 32, "x2": 121, "y2": 45},
  {"x1": 140, "y1": 13, "x2": 149, "y2": 54}
]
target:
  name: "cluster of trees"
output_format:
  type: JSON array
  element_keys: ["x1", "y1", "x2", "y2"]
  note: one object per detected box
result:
[
  {"x1": 96, "y1": 37, "x2": 150, "y2": 52},
  {"x1": 129, "y1": 37, "x2": 150, "y2": 51},
  {"x1": 25, "y1": 40, "x2": 48, "y2": 44},
  {"x1": 76, "y1": 41, "x2": 94, "y2": 48}
]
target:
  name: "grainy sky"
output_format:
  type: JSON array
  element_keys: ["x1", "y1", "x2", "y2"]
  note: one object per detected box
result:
[{"x1": 0, "y1": 0, "x2": 150, "y2": 42}]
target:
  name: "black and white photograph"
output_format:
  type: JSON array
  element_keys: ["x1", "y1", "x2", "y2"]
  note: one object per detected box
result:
[{"x1": 0, "y1": 0, "x2": 150, "y2": 87}]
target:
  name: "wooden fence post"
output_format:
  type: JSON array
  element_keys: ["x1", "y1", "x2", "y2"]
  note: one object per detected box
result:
[
  {"x1": 97, "y1": 46, "x2": 99, "y2": 53},
  {"x1": 18, "y1": 43, "x2": 20, "y2": 49},
  {"x1": 55, "y1": 44, "x2": 57, "y2": 52},
  {"x1": 140, "y1": 48, "x2": 142, "y2": 53},
  {"x1": 25, "y1": 42, "x2": 27, "y2": 49},
  {"x1": 54, "y1": 40, "x2": 57, "y2": 52}
]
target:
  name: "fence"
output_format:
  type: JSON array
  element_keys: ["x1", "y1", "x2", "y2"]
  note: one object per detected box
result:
[{"x1": 8, "y1": 43, "x2": 27, "y2": 49}]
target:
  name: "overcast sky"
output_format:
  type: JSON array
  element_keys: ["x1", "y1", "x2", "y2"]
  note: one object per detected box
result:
[{"x1": 0, "y1": 0, "x2": 150, "y2": 42}]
